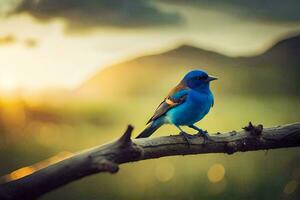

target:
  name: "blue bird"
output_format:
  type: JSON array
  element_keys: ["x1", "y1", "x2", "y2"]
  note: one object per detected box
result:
[{"x1": 136, "y1": 69, "x2": 217, "y2": 140}]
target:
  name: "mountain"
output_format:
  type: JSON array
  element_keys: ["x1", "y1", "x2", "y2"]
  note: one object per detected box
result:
[
  {"x1": 240, "y1": 34, "x2": 300, "y2": 68},
  {"x1": 259, "y1": 34, "x2": 300, "y2": 64},
  {"x1": 78, "y1": 34, "x2": 300, "y2": 99}
]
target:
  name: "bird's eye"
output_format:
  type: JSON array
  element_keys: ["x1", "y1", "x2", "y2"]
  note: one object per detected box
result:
[
  {"x1": 198, "y1": 74, "x2": 208, "y2": 80},
  {"x1": 198, "y1": 75, "x2": 206, "y2": 80}
]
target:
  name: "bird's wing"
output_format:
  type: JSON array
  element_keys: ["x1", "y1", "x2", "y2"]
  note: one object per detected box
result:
[{"x1": 146, "y1": 82, "x2": 189, "y2": 124}]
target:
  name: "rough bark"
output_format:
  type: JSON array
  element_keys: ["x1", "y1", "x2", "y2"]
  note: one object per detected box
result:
[{"x1": 0, "y1": 122, "x2": 300, "y2": 200}]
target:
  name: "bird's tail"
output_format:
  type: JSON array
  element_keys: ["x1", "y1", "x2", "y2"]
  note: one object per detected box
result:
[{"x1": 136, "y1": 119, "x2": 164, "y2": 138}]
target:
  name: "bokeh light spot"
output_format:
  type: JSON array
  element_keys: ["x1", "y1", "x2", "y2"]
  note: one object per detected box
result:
[
  {"x1": 283, "y1": 180, "x2": 298, "y2": 195},
  {"x1": 155, "y1": 160, "x2": 175, "y2": 182},
  {"x1": 207, "y1": 163, "x2": 225, "y2": 183}
]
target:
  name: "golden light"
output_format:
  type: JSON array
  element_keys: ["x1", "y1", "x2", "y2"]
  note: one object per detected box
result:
[
  {"x1": 155, "y1": 160, "x2": 175, "y2": 182},
  {"x1": 5, "y1": 151, "x2": 73, "y2": 181},
  {"x1": 7, "y1": 166, "x2": 36, "y2": 181},
  {"x1": 283, "y1": 180, "x2": 298, "y2": 195},
  {"x1": 207, "y1": 163, "x2": 225, "y2": 183},
  {"x1": 0, "y1": 98, "x2": 26, "y2": 126},
  {"x1": 0, "y1": 75, "x2": 18, "y2": 92}
]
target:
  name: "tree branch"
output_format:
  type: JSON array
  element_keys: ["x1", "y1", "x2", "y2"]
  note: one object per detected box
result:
[{"x1": 1, "y1": 123, "x2": 300, "y2": 200}]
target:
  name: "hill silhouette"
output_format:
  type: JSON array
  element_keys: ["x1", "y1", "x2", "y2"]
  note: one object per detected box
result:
[{"x1": 78, "y1": 34, "x2": 300, "y2": 98}]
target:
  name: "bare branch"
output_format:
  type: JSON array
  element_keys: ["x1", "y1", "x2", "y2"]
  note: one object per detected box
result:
[{"x1": 0, "y1": 123, "x2": 300, "y2": 200}]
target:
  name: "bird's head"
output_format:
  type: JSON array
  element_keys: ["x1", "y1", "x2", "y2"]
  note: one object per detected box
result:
[{"x1": 182, "y1": 70, "x2": 217, "y2": 90}]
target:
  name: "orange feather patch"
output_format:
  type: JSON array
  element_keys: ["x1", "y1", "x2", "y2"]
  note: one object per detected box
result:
[{"x1": 165, "y1": 98, "x2": 176, "y2": 105}]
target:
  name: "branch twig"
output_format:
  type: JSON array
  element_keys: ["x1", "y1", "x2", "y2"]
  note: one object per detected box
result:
[{"x1": 0, "y1": 122, "x2": 300, "y2": 200}]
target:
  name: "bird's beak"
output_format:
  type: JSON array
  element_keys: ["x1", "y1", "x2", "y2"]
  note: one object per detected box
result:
[{"x1": 206, "y1": 75, "x2": 218, "y2": 82}]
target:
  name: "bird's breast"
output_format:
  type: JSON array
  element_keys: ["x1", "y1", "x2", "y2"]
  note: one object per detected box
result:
[
  {"x1": 166, "y1": 90, "x2": 213, "y2": 126},
  {"x1": 188, "y1": 90, "x2": 213, "y2": 106}
]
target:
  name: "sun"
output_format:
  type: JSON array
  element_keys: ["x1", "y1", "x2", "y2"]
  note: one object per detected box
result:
[{"x1": 0, "y1": 75, "x2": 18, "y2": 92}]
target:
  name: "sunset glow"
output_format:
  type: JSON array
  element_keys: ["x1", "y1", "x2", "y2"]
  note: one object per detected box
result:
[
  {"x1": 0, "y1": 1, "x2": 299, "y2": 199},
  {"x1": 0, "y1": 8, "x2": 299, "y2": 91}
]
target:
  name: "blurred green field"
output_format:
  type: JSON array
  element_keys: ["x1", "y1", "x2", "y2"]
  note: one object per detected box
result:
[{"x1": 0, "y1": 93, "x2": 299, "y2": 200}]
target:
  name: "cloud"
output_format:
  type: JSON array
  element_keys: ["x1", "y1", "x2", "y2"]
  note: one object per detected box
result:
[
  {"x1": 160, "y1": 0, "x2": 300, "y2": 23},
  {"x1": 0, "y1": 35, "x2": 16, "y2": 45},
  {"x1": 0, "y1": 34, "x2": 38, "y2": 48},
  {"x1": 24, "y1": 38, "x2": 37, "y2": 48},
  {"x1": 11, "y1": 0, "x2": 182, "y2": 31}
]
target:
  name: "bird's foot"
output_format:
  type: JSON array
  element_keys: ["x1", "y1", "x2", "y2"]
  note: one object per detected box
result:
[
  {"x1": 195, "y1": 130, "x2": 211, "y2": 144},
  {"x1": 180, "y1": 131, "x2": 194, "y2": 147}
]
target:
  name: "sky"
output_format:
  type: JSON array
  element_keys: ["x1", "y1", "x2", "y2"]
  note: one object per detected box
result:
[{"x1": 0, "y1": 0, "x2": 300, "y2": 91}]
